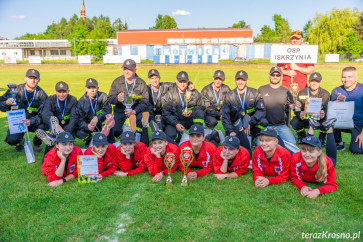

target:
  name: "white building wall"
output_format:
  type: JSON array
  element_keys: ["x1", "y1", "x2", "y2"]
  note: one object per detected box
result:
[{"x1": 0, "y1": 49, "x2": 23, "y2": 60}]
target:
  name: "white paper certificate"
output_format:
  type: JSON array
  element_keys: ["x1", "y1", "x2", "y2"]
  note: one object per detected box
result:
[
  {"x1": 304, "y1": 98, "x2": 322, "y2": 120},
  {"x1": 7, "y1": 109, "x2": 28, "y2": 134},
  {"x1": 78, "y1": 155, "x2": 99, "y2": 176}
]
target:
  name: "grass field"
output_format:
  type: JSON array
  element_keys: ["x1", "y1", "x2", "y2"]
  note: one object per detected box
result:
[{"x1": 0, "y1": 64, "x2": 362, "y2": 241}]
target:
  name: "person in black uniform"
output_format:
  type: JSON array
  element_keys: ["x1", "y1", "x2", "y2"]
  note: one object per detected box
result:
[
  {"x1": 38, "y1": 81, "x2": 78, "y2": 156},
  {"x1": 290, "y1": 72, "x2": 331, "y2": 145},
  {"x1": 201, "y1": 70, "x2": 231, "y2": 130},
  {"x1": 76, "y1": 78, "x2": 115, "y2": 146},
  {"x1": 222, "y1": 70, "x2": 268, "y2": 156},
  {"x1": 107, "y1": 59, "x2": 149, "y2": 145},
  {"x1": 162, "y1": 71, "x2": 205, "y2": 142},
  {"x1": 0, "y1": 69, "x2": 48, "y2": 152}
]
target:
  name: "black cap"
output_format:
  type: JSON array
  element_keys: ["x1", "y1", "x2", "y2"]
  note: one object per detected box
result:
[
  {"x1": 176, "y1": 71, "x2": 189, "y2": 82},
  {"x1": 300, "y1": 136, "x2": 321, "y2": 148},
  {"x1": 148, "y1": 69, "x2": 160, "y2": 78},
  {"x1": 222, "y1": 136, "x2": 240, "y2": 149},
  {"x1": 92, "y1": 133, "x2": 108, "y2": 146},
  {"x1": 56, "y1": 132, "x2": 74, "y2": 143},
  {"x1": 120, "y1": 131, "x2": 135, "y2": 143},
  {"x1": 213, "y1": 70, "x2": 225, "y2": 80},
  {"x1": 55, "y1": 81, "x2": 69, "y2": 91},
  {"x1": 26, "y1": 69, "x2": 40, "y2": 79},
  {"x1": 257, "y1": 127, "x2": 278, "y2": 138},
  {"x1": 86, "y1": 78, "x2": 98, "y2": 87},
  {"x1": 270, "y1": 66, "x2": 283, "y2": 75},
  {"x1": 309, "y1": 72, "x2": 322, "y2": 82},
  {"x1": 189, "y1": 124, "x2": 204, "y2": 135},
  {"x1": 235, "y1": 70, "x2": 248, "y2": 80},
  {"x1": 151, "y1": 131, "x2": 167, "y2": 141},
  {"x1": 122, "y1": 59, "x2": 136, "y2": 70}
]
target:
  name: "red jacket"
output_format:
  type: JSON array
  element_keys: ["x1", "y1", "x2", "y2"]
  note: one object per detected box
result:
[
  {"x1": 213, "y1": 146, "x2": 250, "y2": 176},
  {"x1": 84, "y1": 144, "x2": 117, "y2": 177},
  {"x1": 290, "y1": 152, "x2": 337, "y2": 195},
  {"x1": 41, "y1": 146, "x2": 83, "y2": 182},
  {"x1": 252, "y1": 145, "x2": 291, "y2": 184},
  {"x1": 144, "y1": 143, "x2": 180, "y2": 176},
  {"x1": 111, "y1": 142, "x2": 147, "y2": 176},
  {"x1": 179, "y1": 141, "x2": 216, "y2": 177}
]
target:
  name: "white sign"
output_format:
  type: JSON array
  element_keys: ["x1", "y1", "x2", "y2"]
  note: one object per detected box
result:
[
  {"x1": 325, "y1": 54, "x2": 340, "y2": 63},
  {"x1": 103, "y1": 55, "x2": 141, "y2": 64},
  {"x1": 29, "y1": 56, "x2": 41, "y2": 64},
  {"x1": 270, "y1": 45, "x2": 318, "y2": 63},
  {"x1": 4, "y1": 56, "x2": 17, "y2": 64},
  {"x1": 7, "y1": 109, "x2": 28, "y2": 134},
  {"x1": 78, "y1": 55, "x2": 91, "y2": 64},
  {"x1": 78, "y1": 155, "x2": 99, "y2": 176}
]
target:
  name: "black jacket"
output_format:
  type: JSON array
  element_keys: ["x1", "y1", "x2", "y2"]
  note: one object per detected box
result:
[
  {"x1": 147, "y1": 82, "x2": 174, "y2": 119},
  {"x1": 295, "y1": 87, "x2": 330, "y2": 120},
  {"x1": 0, "y1": 83, "x2": 48, "y2": 126},
  {"x1": 162, "y1": 83, "x2": 203, "y2": 127},
  {"x1": 201, "y1": 83, "x2": 231, "y2": 117},
  {"x1": 42, "y1": 94, "x2": 78, "y2": 133},
  {"x1": 222, "y1": 87, "x2": 266, "y2": 134},
  {"x1": 77, "y1": 91, "x2": 111, "y2": 130},
  {"x1": 107, "y1": 74, "x2": 149, "y2": 113}
]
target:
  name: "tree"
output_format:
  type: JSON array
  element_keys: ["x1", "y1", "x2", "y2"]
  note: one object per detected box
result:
[
  {"x1": 151, "y1": 14, "x2": 177, "y2": 29},
  {"x1": 111, "y1": 18, "x2": 128, "y2": 38},
  {"x1": 339, "y1": 32, "x2": 363, "y2": 58},
  {"x1": 230, "y1": 20, "x2": 250, "y2": 28},
  {"x1": 254, "y1": 25, "x2": 279, "y2": 42},
  {"x1": 353, "y1": 12, "x2": 363, "y2": 44},
  {"x1": 303, "y1": 20, "x2": 312, "y2": 41},
  {"x1": 308, "y1": 8, "x2": 360, "y2": 54},
  {"x1": 254, "y1": 14, "x2": 291, "y2": 42}
]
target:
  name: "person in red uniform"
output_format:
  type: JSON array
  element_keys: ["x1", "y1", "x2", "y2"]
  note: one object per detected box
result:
[
  {"x1": 41, "y1": 132, "x2": 83, "y2": 187},
  {"x1": 213, "y1": 136, "x2": 250, "y2": 180},
  {"x1": 179, "y1": 124, "x2": 217, "y2": 179},
  {"x1": 111, "y1": 131, "x2": 147, "y2": 177},
  {"x1": 144, "y1": 131, "x2": 180, "y2": 182},
  {"x1": 252, "y1": 128, "x2": 291, "y2": 187},
  {"x1": 84, "y1": 133, "x2": 117, "y2": 181},
  {"x1": 290, "y1": 118, "x2": 338, "y2": 199},
  {"x1": 278, "y1": 30, "x2": 315, "y2": 91}
]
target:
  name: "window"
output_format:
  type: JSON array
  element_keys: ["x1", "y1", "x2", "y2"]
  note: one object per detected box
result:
[
  {"x1": 30, "y1": 50, "x2": 35, "y2": 56},
  {"x1": 50, "y1": 50, "x2": 59, "y2": 55},
  {"x1": 39, "y1": 50, "x2": 42, "y2": 56},
  {"x1": 130, "y1": 46, "x2": 138, "y2": 55},
  {"x1": 2, "y1": 52, "x2": 6, "y2": 56},
  {"x1": 113, "y1": 47, "x2": 118, "y2": 55},
  {"x1": 60, "y1": 50, "x2": 66, "y2": 55}
]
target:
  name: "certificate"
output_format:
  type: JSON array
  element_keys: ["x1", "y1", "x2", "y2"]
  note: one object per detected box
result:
[
  {"x1": 77, "y1": 155, "x2": 99, "y2": 183},
  {"x1": 7, "y1": 109, "x2": 28, "y2": 134},
  {"x1": 304, "y1": 97, "x2": 322, "y2": 120}
]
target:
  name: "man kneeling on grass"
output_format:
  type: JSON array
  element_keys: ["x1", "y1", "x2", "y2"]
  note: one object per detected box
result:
[
  {"x1": 252, "y1": 128, "x2": 291, "y2": 188},
  {"x1": 144, "y1": 131, "x2": 180, "y2": 182},
  {"x1": 213, "y1": 136, "x2": 250, "y2": 180}
]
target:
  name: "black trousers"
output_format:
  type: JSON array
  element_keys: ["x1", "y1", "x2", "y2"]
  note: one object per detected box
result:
[
  {"x1": 205, "y1": 112, "x2": 220, "y2": 129},
  {"x1": 5, "y1": 123, "x2": 44, "y2": 146},
  {"x1": 334, "y1": 126, "x2": 363, "y2": 154},
  {"x1": 76, "y1": 122, "x2": 115, "y2": 144}
]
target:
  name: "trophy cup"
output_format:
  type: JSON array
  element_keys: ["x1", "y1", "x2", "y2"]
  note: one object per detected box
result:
[
  {"x1": 163, "y1": 153, "x2": 175, "y2": 186},
  {"x1": 180, "y1": 147, "x2": 194, "y2": 186},
  {"x1": 123, "y1": 92, "x2": 134, "y2": 112},
  {"x1": 7, "y1": 83, "x2": 18, "y2": 110},
  {"x1": 290, "y1": 82, "x2": 300, "y2": 111},
  {"x1": 182, "y1": 89, "x2": 192, "y2": 115}
]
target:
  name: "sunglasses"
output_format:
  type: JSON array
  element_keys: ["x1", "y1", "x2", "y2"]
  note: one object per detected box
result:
[{"x1": 270, "y1": 74, "x2": 281, "y2": 77}]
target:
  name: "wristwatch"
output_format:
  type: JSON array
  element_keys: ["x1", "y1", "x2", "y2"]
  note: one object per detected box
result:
[
  {"x1": 224, "y1": 174, "x2": 227, "y2": 179},
  {"x1": 62, "y1": 178, "x2": 66, "y2": 183},
  {"x1": 126, "y1": 172, "x2": 129, "y2": 176}
]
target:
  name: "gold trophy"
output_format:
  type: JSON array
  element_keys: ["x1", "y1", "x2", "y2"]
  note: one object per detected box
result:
[
  {"x1": 7, "y1": 83, "x2": 18, "y2": 110},
  {"x1": 289, "y1": 77, "x2": 300, "y2": 111},
  {"x1": 163, "y1": 153, "x2": 175, "y2": 186},
  {"x1": 182, "y1": 89, "x2": 192, "y2": 115},
  {"x1": 180, "y1": 147, "x2": 194, "y2": 186}
]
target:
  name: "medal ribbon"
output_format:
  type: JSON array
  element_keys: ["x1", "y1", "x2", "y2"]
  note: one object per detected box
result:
[
  {"x1": 57, "y1": 98, "x2": 67, "y2": 120},
  {"x1": 178, "y1": 91, "x2": 186, "y2": 109},
  {"x1": 24, "y1": 87, "x2": 36, "y2": 109},
  {"x1": 212, "y1": 85, "x2": 221, "y2": 106},
  {"x1": 125, "y1": 77, "x2": 136, "y2": 96},
  {"x1": 88, "y1": 92, "x2": 98, "y2": 115},
  {"x1": 237, "y1": 88, "x2": 248, "y2": 113},
  {"x1": 152, "y1": 85, "x2": 161, "y2": 107}
]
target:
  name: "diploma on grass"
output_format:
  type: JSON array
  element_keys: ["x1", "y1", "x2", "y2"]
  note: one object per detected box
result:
[
  {"x1": 77, "y1": 155, "x2": 99, "y2": 183},
  {"x1": 6, "y1": 109, "x2": 28, "y2": 134},
  {"x1": 304, "y1": 97, "x2": 322, "y2": 120}
]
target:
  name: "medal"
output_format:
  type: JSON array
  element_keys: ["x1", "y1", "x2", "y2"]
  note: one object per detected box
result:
[
  {"x1": 241, "y1": 111, "x2": 245, "y2": 116},
  {"x1": 28, "y1": 109, "x2": 32, "y2": 114},
  {"x1": 237, "y1": 88, "x2": 248, "y2": 117},
  {"x1": 88, "y1": 92, "x2": 98, "y2": 116},
  {"x1": 212, "y1": 84, "x2": 222, "y2": 111},
  {"x1": 152, "y1": 85, "x2": 160, "y2": 111},
  {"x1": 125, "y1": 77, "x2": 136, "y2": 96},
  {"x1": 61, "y1": 120, "x2": 65, "y2": 124},
  {"x1": 57, "y1": 97, "x2": 67, "y2": 124},
  {"x1": 153, "y1": 107, "x2": 156, "y2": 111},
  {"x1": 24, "y1": 87, "x2": 36, "y2": 113},
  {"x1": 216, "y1": 106, "x2": 220, "y2": 111}
]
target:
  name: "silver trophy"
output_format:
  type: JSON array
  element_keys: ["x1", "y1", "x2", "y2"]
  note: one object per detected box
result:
[
  {"x1": 123, "y1": 93, "x2": 134, "y2": 112},
  {"x1": 7, "y1": 83, "x2": 18, "y2": 110}
]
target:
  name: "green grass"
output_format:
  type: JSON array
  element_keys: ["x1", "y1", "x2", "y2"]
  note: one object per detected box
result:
[{"x1": 0, "y1": 64, "x2": 362, "y2": 241}]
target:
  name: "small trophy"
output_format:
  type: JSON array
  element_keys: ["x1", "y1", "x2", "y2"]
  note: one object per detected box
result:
[
  {"x1": 163, "y1": 153, "x2": 175, "y2": 186},
  {"x1": 7, "y1": 83, "x2": 18, "y2": 110},
  {"x1": 182, "y1": 89, "x2": 192, "y2": 115},
  {"x1": 180, "y1": 147, "x2": 194, "y2": 186},
  {"x1": 290, "y1": 82, "x2": 300, "y2": 111},
  {"x1": 123, "y1": 92, "x2": 134, "y2": 112}
]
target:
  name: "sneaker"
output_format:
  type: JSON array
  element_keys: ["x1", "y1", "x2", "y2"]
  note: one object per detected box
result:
[
  {"x1": 336, "y1": 142, "x2": 345, "y2": 151},
  {"x1": 320, "y1": 118, "x2": 337, "y2": 131},
  {"x1": 33, "y1": 145, "x2": 43, "y2": 153},
  {"x1": 50, "y1": 116, "x2": 60, "y2": 137},
  {"x1": 15, "y1": 138, "x2": 25, "y2": 152},
  {"x1": 319, "y1": 132, "x2": 327, "y2": 147},
  {"x1": 141, "y1": 112, "x2": 149, "y2": 128},
  {"x1": 309, "y1": 118, "x2": 321, "y2": 130},
  {"x1": 129, "y1": 115, "x2": 137, "y2": 133},
  {"x1": 149, "y1": 120, "x2": 160, "y2": 133},
  {"x1": 36, "y1": 129, "x2": 55, "y2": 146}
]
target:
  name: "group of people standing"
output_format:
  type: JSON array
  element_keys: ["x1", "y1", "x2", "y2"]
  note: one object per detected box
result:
[{"x1": 1, "y1": 30, "x2": 362, "y2": 199}]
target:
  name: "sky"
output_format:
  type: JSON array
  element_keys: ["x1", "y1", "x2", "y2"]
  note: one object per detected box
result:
[{"x1": 0, "y1": 0, "x2": 362, "y2": 39}]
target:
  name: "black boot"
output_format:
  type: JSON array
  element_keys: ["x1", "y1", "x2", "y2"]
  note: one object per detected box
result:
[
  {"x1": 319, "y1": 131, "x2": 327, "y2": 147},
  {"x1": 296, "y1": 130, "x2": 306, "y2": 143}
]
